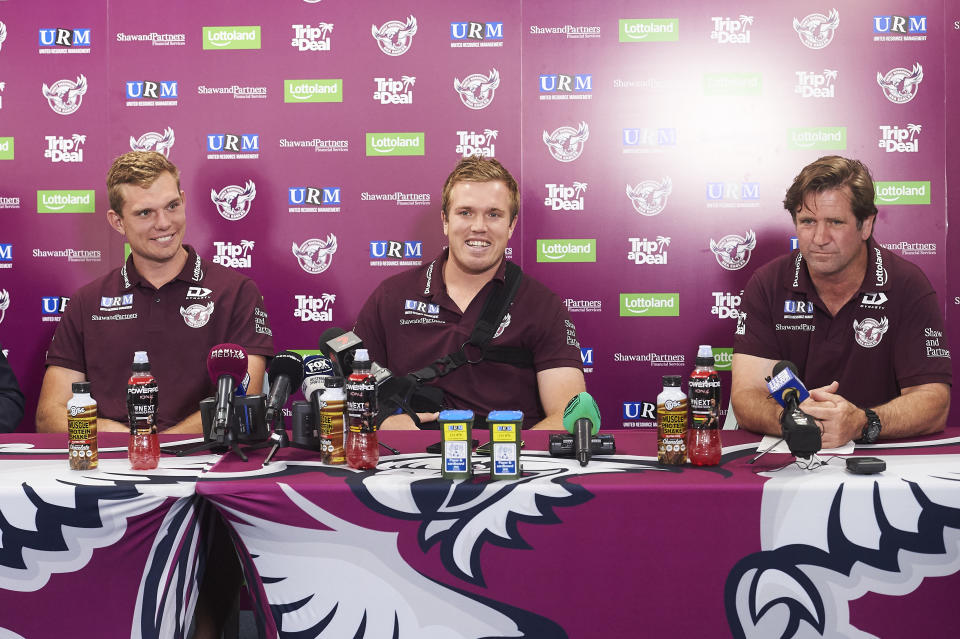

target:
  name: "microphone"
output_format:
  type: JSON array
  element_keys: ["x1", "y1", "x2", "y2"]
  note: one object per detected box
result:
[
  {"x1": 301, "y1": 354, "x2": 333, "y2": 423},
  {"x1": 562, "y1": 391, "x2": 601, "y2": 466},
  {"x1": 765, "y1": 361, "x2": 821, "y2": 458},
  {"x1": 207, "y1": 343, "x2": 248, "y2": 436},
  {"x1": 265, "y1": 351, "x2": 305, "y2": 429},
  {"x1": 318, "y1": 327, "x2": 363, "y2": 377}
]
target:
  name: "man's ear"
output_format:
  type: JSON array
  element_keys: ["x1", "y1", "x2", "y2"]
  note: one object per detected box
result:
[
  {"x1": 441, "y1": 209, "x2": 448, "y2": 236},
  {"x1": 107, "y1": 209, "x2": 125, "y2": 235}
]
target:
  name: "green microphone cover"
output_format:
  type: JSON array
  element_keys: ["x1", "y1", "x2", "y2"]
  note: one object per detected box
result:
[{"x1": 561, "y1": 391, "x2": 601, "y2": 435}]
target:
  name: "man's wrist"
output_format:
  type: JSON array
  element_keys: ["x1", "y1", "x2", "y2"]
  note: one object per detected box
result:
[{"x1": 855, "y1": 408, "x2": 882, "y2": 444}]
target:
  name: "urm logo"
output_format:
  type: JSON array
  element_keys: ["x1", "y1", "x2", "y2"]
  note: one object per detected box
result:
[
  {"x1": 288, "y1": 187, "x2": 340, "y2": 205},
  {"x1": 450, "y1": 22, "x2": 503, "y2": 40},
  {"x1": 125, "y1": 81, "x2": 178, "y2": 99},
  {"x1": 207, "y1": 134, "x2": 259, "y2": 152},
  {"x1": 38, "y1": 28, "x2": 91, "y2": 47}
]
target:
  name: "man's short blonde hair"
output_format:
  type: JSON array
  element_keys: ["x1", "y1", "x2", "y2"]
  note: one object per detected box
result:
[
  {"x1": 441, "y1": 156, "x2": 520, "y2": 222},
  {"x1": 106, "y1": 151, "x2": 181, "y2": 215}
]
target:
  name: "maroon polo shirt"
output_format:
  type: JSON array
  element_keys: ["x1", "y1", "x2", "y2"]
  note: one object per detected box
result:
[
  {"x1": 735, "y1": 237, "x2": 951, "y2": 408},
  {"x1": 353, "y1": 249, "x2": 583, "y2": 427},
  {"x1": 46, "y1": 245, "x2": 274, "y2": 430}
]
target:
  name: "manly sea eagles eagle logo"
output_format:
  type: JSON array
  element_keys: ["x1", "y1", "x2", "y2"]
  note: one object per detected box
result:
[
  {"x1": 0, "y1": 289, "x2": 8, "y2": 325},
  {"x1": 453, "y1": 68, "x2": 500, "y2": 110},
  {"x1": 877, "y1": 63, "x2": 924, "y2": 104},
  {"x1": 211, "y1": 180, "x2": 256, "y2": 221},
  {"x1": 292, "y1": 234, "x2": 338, "y2": 274},
  {"x1": 625, "y1": 178, "x2": 673, "y2": 216},
  {"x1": 793, "y1": 9, "x2": 840, "y2": 49},
  {"x1": 180, "y1": 301, "x2": 214, "y2": 328},
  {"x1": 130, "y1": 127, "x2": 176, "y2": 157},
  {"x1": 0, "y1": 21, "x2": 7, "y2": 53},
  {"x1": 710, "y1": 230, "x2": 757, "y2": 271},
  {"x1": 853, "y1": 316, "x2": 889, "y2": 348},
  {"x1": 42, "y1": 74, "x2": 88, "y2": 115},
  {"x1": 542, "y1": 121, "x2": 589, "y2": 162},
  {"x1": 371, "y1": 15, "x2": 418, "y2": 56}
]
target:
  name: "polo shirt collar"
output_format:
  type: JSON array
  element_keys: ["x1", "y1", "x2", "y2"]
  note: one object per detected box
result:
[
  {"x1": 783, "y1": 236, "x2": 889, "y2": 296},
  {"x1": 420, "y1": 248, "x2": 507, "y2": 300},
  {"x1": 120, "y1": 244, "x2": 203, "y2": 290}
]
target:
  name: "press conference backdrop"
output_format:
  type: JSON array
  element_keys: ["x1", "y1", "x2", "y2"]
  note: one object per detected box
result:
[{"x1": 1, "y1": 1, "x2": 958, "y2": 431}]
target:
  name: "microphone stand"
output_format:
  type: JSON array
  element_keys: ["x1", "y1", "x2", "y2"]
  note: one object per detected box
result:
[{"x1": 748, "y1": 437, "x2": 784, "y2": 464}]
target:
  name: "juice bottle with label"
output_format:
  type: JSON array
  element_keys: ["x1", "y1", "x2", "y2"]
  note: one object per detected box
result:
[
  {"x1": 67, "y1": 382, "x2": 98, "y2": 470},
  {"x1": 657, "y1": 375, "x2": 688, "y2": 465}
]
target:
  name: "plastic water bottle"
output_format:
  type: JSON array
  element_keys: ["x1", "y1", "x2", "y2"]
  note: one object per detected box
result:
[
  {"x1": 127, "y1": 351, "x2": 160, "y2": 470},
  {"x1": 688, "y1": 345, "x2": 722, "y2": 466},
  {"x1": 346, "y1": 349, "x2": 379, "y2": 469}
]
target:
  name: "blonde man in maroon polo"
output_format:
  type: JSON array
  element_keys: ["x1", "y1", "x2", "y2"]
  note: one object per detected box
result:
[
  {"x1": 732, "y1": 156, "x2": 950, "y2": 448},
  {"x1": 37, "y1": 151, "x2": 274, "y2": 434},
  {"x1": 354, "y1": 156, "x2": 585, "y2": 429}
]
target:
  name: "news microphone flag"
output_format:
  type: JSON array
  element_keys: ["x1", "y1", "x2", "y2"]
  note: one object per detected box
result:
[{"x1": 766, "y1": 361, "x2": 810, "y2": 407}]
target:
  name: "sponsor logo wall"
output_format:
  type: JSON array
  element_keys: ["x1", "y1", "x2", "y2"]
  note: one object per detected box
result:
[{"x1": 0, "y1": 2, "x2": 956, "y2": 431}]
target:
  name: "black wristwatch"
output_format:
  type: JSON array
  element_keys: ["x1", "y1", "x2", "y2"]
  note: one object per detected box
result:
[{"x1": 856, "y1": 408, "x2": 882, "y2": 444}]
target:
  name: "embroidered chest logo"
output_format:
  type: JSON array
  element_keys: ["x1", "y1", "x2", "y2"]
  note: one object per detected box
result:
[
  {"x1": 180, "y1": 301, "x2": 214, "y2": 328},
  {"x1": 493, "y1": 312, "x2": 511, "y2": 339},
  {"x1": 853, "y1": 316, "x2": 889, "y2": 348}
]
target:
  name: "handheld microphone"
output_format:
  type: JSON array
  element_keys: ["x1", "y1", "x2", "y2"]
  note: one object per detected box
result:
[
  {"x1": 561, "y1": 391, "x2": 601, "y2": 466},
  {"x1": 765, "y1": 361, "x2": 821, "y2": 458},
  {"x1": 265, "y1": 351, "x2": 305, "y2": 429},
  {"x1": 318, "y1": 327, "x2": 363, "y2": 377},
  {"x1": 207, "y1": 344, "x2": 248, "y2": 436},
  {"x1": 301, "y1": 354, "x2": 333, "y2": 424}
]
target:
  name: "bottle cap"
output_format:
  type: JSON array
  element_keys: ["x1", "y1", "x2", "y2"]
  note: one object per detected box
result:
[
  {"x1": 662, "y1": 375, "x2": 682, "y2": 387},
  {"x1": 133, "y1": 351, "x2": 149, "y2": 364},
  {"x1": 695, "y1": 344, "x2": 715, "y2": 366},
  {"x1": 324, "y1": 376, "x2": 344, "y2": 388},
  {"x1": 354, "y1": 348, "x2": 370, "y2": 362},
  {"x1": 72, "y1": 381, "x2": 91, "y2": 394}
]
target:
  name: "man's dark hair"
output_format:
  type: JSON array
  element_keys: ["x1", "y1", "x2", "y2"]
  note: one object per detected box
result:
[{"x1": 783, "y1": 155, "x2": 878, "y2": 229}]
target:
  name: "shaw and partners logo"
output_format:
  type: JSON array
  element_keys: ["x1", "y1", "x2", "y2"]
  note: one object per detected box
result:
[
  {"x1": 131, "y1": 127, "x2": 175, "y2": 156},
  {"x1": 365, "y1": 132, "x2": 424, "y2": 156},
  {"x1": 873, "y1": 15, "x2": 927, "y2": 41},
  {"x1": 291, "y1": 22, "x2": 332, "y2": 51},
  {"x1": 294, "y1": 293, "x2": 335, "y2": 322},
  {"x1": 788, "y1": 126, "x2": 846, "y2": 150},
  {"x1": 543, "y1": 121, "x2": 589, "y2": 162},
  {"x1": 360, "y1": 190, "x2": 430, "y2": 207},
  {"x1": 38, "y1": 28, "x2": 91, "y2": 53},
  {"x1": 619, "y1": 19, "x2": 679, "y2": 42},
  {"x1": 795, "y1": 69, "x2": 837, "y2": 98},
  {"x1": 626, "y1": 178, "x2": 672, "y2": 216},
  {"x1": 198, "y1": 84, "x2": 267, "y2": 99},
  {"x1": 37, "y1": 190, "x2": 95, "y2": 214},
  {"x1": 450, "y1": 21, "x2": 503, "y2": 47},
  {"x1": 539, "y1": 73, "x2": 592, "y2": 100},
  {"x1": 873, "y1": 181, "x2": 930, "y2": 205},
  {"x1": 206, "y1": 133, "x2": 260, "y2": 159},
  {"x1": 33, "y1": 247, "x2": 101, "y2": 262},
  {"x1": 125, "y1": 80, "x2": 178, "y2": 106},
  {"x1": 544, "y1": 182, "x2": 586, "y2": 211},
  {"x1": 115, "y1": 31, "x2": 185, "y2": 46},
  {"x1": 372, "y1": 15, "x2": 417, "y2": 56},
  {"x1": 454, "y1": 68, "x2": 500, "y2": 109},
  {"x1": 706, "y1": 181, "x2": 760, "y2": 208},
  {"x1": 202, "y1": 26, "x2": 261, "y2": 50},
  {"x1": 710, "y1": 15, "x2": 753, "y2": 44},
  {"x1": 213, "y1": 241, "x2": 254, "y2": 268},
  {"x1": 536, "y1": 239, "x2": 596, "y2": 263},
  {"x1": 703, "y1": 72, "x2": 761, "y2": 96},
  {"x1": 455, "y1": 129, "x2": 497, "y2": 157},
  {"x1": 878, "y1": 124, "x2": 921, "y2": 153},
  {"x1": 622, "y1": 127, "x2": 676, "y2": 153},
  {"x1": 619, "y1": 293, "x2": 679, "y2": 317},
  {"x1": 42, "y1": 75, "x2": 87, "y2": 115},
  {"x1": 284, "y1": 79, "x2": 342, "y2": 103},
  {"x1": 529, "y1": 24, "x2": 600, "y2": 39},
  {"x1": 564, "y1": 299, "x2": 602, "y2": 313},
  {"x1": 877, "y1": 63, "x2": 923, "y2": 104},
  {"x1": 370, "y1": 241, "x2": 423, "y2": 266},
  {"x1": 373, "y1": 76, "x2": 415, "y2": 105},
  {"x1": 289, "y1": 186, "x2": 341, "y2": 212}
]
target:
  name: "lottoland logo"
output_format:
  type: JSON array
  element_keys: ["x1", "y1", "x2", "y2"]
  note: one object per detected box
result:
[
  {"x1": 703, "y1": 72, "x2": 762, "y2": 96},
  {"x1": 619, "y1": 293, "x2": 679, "y2": 317},
  {"x1": 365, "y1": 132, "x2": 424, "y2": 156},
  {"x1": 713, "y1": 347, "x2": 733, "y2": 371},
  {"x1": 284, "y1": 79, "x2": 342, "y2": 103},
  {"x1": 619, "y1": 19, "x2": 679, "y2": 42},
  {"x1": 788, "y1": 126, "x2": 846, "y2": 150},
  {"x1": 874, "y1": 181, "x2": 930, "y2": 205},
  {"x1": 37, "y1": 190, "x2": 95, "y2": 213},
  {"x1": 202, "y1": 26, "x2": 261, "y2": 50},
  {"x1": 536, "y1": 239, "x2": 596, "y2": 263},
  {"x1": 0, "y1": 138, "x2": 12, "y2": 160}
]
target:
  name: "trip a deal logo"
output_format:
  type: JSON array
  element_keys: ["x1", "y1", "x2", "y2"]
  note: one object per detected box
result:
[
  {"x1": 202, "y1": 26, "x2": 261, "y2": 50},
  {"x1": 619, "y1": 19, "x2": 679, "y2": 42},
  {"x1": 37, "y1": 190, "x2": 96, "y2": 214},
  {"x1": 366, "y1": 132, "x2": 425, "y2": 156}
]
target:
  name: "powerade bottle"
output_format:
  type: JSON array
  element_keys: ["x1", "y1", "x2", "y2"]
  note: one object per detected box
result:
[
  {"x1": 346, "y1": 349, "x2": 379, "y2": 470},
  {"x1": 688, "y1": 345, "x2": 722, "y2": 466},
  {"x1": 67, "y1": 382, "x2": 98, "y2": 470},
  {"x1": 127, "y1": 351, "x2": 160, "y2": 470},
  {"x1": 657, "y1": 375, "x2": 688, "y2": 465}
]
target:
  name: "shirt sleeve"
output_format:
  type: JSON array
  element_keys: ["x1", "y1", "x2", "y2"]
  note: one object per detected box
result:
[
  {"x1": 529, "y1": 291, "x2": 583, "y2": 372},
  {"x1": 228, "y1": 278, "x2": 274, "y2": 358},
  {"x1": 45, "y1": 290, "x2": 87, "y2": 373},
  {"x1": 894, "y1": 270, "x2": 952, "y2": 389},
  {"x1": 0, "y1": 347, "x2": 24, "y2": 433},
  {"x1": 734, "y1": 270, "x2": 781, "y2": 360}
]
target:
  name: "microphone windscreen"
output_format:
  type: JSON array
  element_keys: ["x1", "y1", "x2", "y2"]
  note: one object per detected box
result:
[
  {"x1": 772, "y1": 360, "x2": 800, "y2": 378},
  {"x1": 562, "y1": 391, "x2": 601, "y2": 436},
  {"x1": 269, "y1": 350, "x2": 305, "y2": 387},
  {"x1": 207, "y1": 343, "x2": 248, "y2": 385},
  {"x1": 301, "y1": 374, "x2": 327, "y2": 399},
  {"x1": 318, "y1": 327, "x2": 347, "y2": 356},
  {"x1": 303, "y1": 354, "x2": 334, "y2": 377}
]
